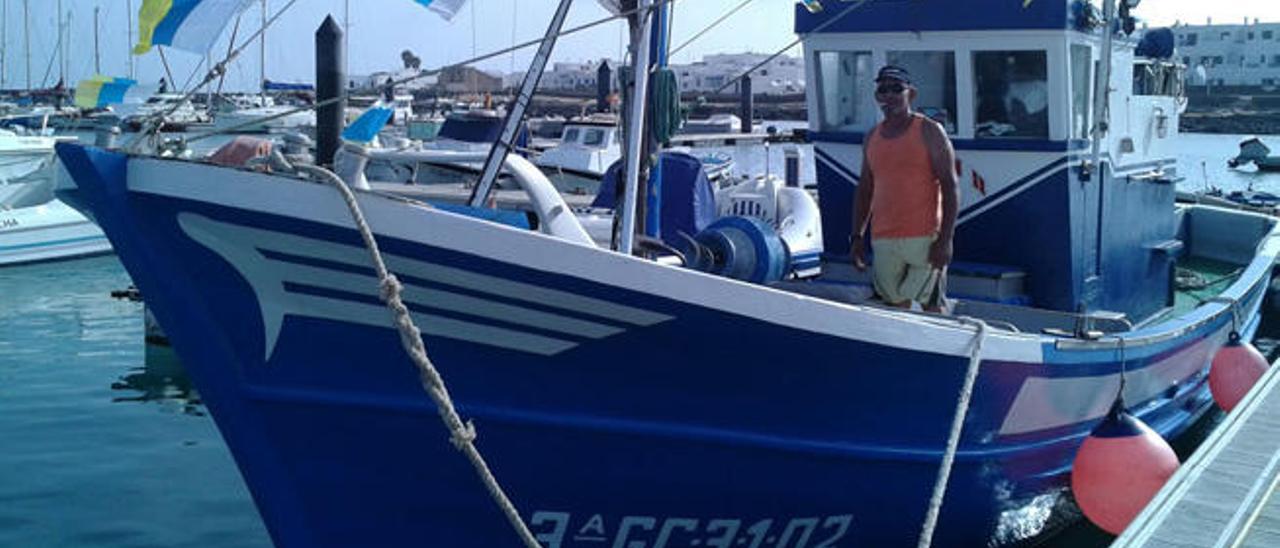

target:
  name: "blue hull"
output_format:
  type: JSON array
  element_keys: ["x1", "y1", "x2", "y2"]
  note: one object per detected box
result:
[{"x1": 57, "y1": 144, "x2": 1262, "y2": 547}]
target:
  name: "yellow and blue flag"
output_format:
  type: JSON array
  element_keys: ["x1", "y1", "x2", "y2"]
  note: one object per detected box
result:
[
  {"x1": 413, "y1": 0, "x2": 469, "y2": 21},
  {"x1": 134, "y1": 0, "x2": 256, "y2": 55},
  {"x1": 74, "y1": 76, "x2": 139, "y2": 109}
]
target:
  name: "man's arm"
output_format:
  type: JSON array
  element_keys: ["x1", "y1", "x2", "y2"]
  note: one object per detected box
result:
[
  {"x1": 850, "y1": 135, "x2": 876, "y2": 270},
  {"x1": 923, "y1": 120, "x2": 959, "y2": 269}
]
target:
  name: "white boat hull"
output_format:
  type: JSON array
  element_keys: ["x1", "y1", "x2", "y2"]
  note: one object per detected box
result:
[{"x1": 0, "y1": 199, "x2": 111, "y2": 266}]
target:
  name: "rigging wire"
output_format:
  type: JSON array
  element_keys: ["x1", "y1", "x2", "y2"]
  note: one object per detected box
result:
[
  {"x1": 713, "y1": 0, "x2": 870, "y2": 95},
  {"x1": 668, "y1": 0, "x2": 754, "y2": 58},
  {"x1": 185, "y1": 0, "x2": 678, "y2": 144}
]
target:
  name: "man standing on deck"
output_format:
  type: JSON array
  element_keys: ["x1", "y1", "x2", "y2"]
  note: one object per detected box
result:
[{"x1": 850, "y1": 65, "x2": 960, "y2": 313}]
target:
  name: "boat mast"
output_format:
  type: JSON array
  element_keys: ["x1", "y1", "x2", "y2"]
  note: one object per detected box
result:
[
  {"x1": 2, "y1": 0, "x2": 7, "y2": 90},
  {"x1": 127, "y1": 0, "x2": 135, "y2": 79},
  {"x1": 618, "y1": 0, "x2": 656, "y2": 255},
  {"x1": 22, "y1": 0, "x2": 28, "y2": 90},
  {"x1": 56, "y1": 0, "x2": 62, "y2": 84},
  {"x1": 260, "y1": 0, "x2": 267, "y2": 100},
  {"x1": 343, "y1": 0, "x2": 349, "y2": 76},
  {"x1": 94, "y1": 6, "x2": 100, "y2": 75}
]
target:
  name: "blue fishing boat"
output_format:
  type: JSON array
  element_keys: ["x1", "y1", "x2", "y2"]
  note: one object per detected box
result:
[{"x1": 53, "y1": 0, "x2": 1280, "y2": 546}]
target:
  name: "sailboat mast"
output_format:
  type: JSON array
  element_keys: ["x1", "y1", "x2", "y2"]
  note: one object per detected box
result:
[
  {"x1": 260, "y1": 0, "x2": 267, "y2": 100},
  {"x1": 2, "y1": 0, "x2": 7, "y2": 90},
  {"x1": 94, "y1": 6, "x2": 101, "y2": 75},
  {"x1": 127, "y1": 0, "x2": 135, "y2": 79},
  {"x1": 344, "y1": 0, "x2": 349, "y2": 76},
  {"x1": 56, "y1": 0, "x2": 62, "y2": 84},
  {"x1": 22, "y1": 0, "x2": 28, "y2": 90}
]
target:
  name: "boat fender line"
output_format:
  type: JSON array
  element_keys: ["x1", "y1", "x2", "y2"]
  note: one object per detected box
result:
[
  {"x1": 294, "y1": 163, "x2": 541, "y2": 548},
  {"x1": 917, "y1": 317, "x2": 988, "y2": 548}
]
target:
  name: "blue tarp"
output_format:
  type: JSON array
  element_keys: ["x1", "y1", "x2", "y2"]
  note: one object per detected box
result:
[
  {"x1": 264, "y1": 80, "x2": 315, "y2": 92},
  {"x1": 593, "y1": 152, "x2": 717, "y2": 245}
]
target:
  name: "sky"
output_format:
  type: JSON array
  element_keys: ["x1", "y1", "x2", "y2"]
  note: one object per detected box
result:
[{"x1": 0, "y1": 0, "x2": 1277, "y2": 92}]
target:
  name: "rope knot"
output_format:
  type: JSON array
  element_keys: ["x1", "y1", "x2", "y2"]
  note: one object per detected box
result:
[
  {"x1": 380, "y1": 275, "x2": 403, "y2": 301},
  {"x1": 450, "y1": 420, "x2": 478, "y2": 450}
]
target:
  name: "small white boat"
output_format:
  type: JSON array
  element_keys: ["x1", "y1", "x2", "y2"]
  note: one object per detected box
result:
[
  {"x1": 680, "y1": 113, "x2": 742, "y2": 134},
  {"x1": 535, "y1": 118, "x2": 622, "y2": 193},
  {"x1": 0, "y1": 131, "x2": 110, "y2": 266},
  {"x1": 123, "y1": 94, "x2": 211, "y2": 132},
  {"x1": 212, "y1": 95, "x2": 316, "y2": 133}
]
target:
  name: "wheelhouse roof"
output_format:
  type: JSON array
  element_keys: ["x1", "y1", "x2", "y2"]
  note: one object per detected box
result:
[{"x1": 795, "y1": 0, "x2": 1076, "y2": 34}]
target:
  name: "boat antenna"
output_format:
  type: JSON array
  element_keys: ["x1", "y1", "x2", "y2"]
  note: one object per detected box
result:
[
  {"x1": 182, "y1": 1, "x2": 674, "y2": 144},
  {"x1": 127, "y1": 0, "x2": 135, "y2": 79},
  {"x1": 22, "y1": 0, "x2": 28, "y2": 91},
  {"x1": 713, "y1": 0, "x2": 870, "y2": 95},
  {"x1": 1088, "y1": 0, "x2": 1117, "y2": 179}
]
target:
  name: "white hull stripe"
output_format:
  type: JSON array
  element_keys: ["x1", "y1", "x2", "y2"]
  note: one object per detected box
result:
[{"x1": 179, "y1": 213, "x2": 671, "y2": 359}]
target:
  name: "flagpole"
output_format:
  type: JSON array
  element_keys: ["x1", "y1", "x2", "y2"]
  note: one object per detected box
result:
[
  {"x1": 260, "y1": 0, "x2": 267, "y2": 100},
  {"x1": 94, "y1": 6, "x2": 101, "y2": 75}
]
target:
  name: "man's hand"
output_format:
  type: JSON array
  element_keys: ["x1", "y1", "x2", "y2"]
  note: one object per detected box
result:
[
  {"x1": 852, "y1": 238, "x2": 868, "y2": 271},
  {"x1": 928, "y1": 238, "x2": 952, "y2": 269}
]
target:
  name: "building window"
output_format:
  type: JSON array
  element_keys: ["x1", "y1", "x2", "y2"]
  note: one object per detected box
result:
[
  {"x1": 1187, "y1": 33, "x2": 1198, "y2": 46},
  {"x1": 973, "y1": 50, "x2": 1049, "y2": 139},
  {"x1": 1221, "y1": 32, "x2": 1231, "y2": 40},
  {"x1": 886, "y1": 50, "x2": 958, "y2": 133},
  {"x1": 1265, "y1": 31, "x2": 1275, "y2": 40},
  {"x1": 1273, "y1": 55, "x2": 1280, "y2": 67},
  {"x1": 814, "y1": 50, "x2": 874, "y2": 132},
  {"x1": 1215, "y1": 56, "x2": 1225, "y2": 65},
  {"x1": 1249, "y1": 32, "x2": 1256, "y2": 40},
  {"x1": 1071, "y1": 45, "x2": 1092, "y2": 140}
]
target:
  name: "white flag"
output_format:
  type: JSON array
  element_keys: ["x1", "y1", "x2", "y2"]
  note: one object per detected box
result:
[{"x1": 413, "y1": 0, "x2": 469, "y2": 21}]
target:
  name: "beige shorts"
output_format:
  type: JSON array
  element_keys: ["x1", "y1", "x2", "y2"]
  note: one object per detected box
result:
[{"x1": 872, "y1": 235, "x2": 946, "y2": 308}]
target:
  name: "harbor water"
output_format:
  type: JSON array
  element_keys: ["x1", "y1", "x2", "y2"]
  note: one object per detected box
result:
[{"x1": 1, "y1": 132, "x2": 1278, "y2": 547}]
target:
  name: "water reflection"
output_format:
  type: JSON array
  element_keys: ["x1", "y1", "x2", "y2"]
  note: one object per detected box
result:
[{"x1": 109, "y1": 342, "x2": 204, "y2": 416}]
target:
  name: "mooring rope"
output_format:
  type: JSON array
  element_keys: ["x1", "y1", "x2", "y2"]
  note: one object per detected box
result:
[
  {"x1": 294, "y1": 163, "x2": 540, "y2": 548},
  {"x1": 917, "y1": 316, "x2": 989, "y2": 548}
]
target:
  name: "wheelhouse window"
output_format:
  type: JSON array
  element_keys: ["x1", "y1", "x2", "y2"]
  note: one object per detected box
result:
[
  {"x1": 973, "y1": 50, "x2": 1049, "y2": 139},
  {"x1": 583, "y1": 128, "x2": 607, "y2": 146},
  {"x1": 1071, "y1": 45, "x2": 1092, "y2": 139},
  {"x1": 885, "y1": 51, "x2": 957, "y2": 134},
  {"x1": 562, "y1": 127, "x2": 581, "y2": 144},
  {"x1": 814, "y1": 50, "x2": 873, "y2": 132}
]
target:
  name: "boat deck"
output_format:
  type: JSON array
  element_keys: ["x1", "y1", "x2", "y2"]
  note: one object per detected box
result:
[{"x1": 1114, "y1": 356, "x2": 1280, "y2": 547}]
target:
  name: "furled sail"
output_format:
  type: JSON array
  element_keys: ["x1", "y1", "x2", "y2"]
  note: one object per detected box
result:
[{"x1": 133, "y1": 0, "x2": 256, "y2": 55}]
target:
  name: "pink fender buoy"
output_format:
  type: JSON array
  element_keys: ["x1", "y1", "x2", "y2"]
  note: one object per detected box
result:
[
  {"x1": 1071, "y1": 401, "x2": 1179, "y2": 535},
  {"x1": 1209, "y1": 332, "x2": 1269, "y2": 413}
]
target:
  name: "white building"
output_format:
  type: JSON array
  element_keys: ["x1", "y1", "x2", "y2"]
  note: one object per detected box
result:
[
  {"x1": 1172, "y1": 18, "x2": 1280, "y2": 88},
  {"x1": 527, "y1": 53, "x2": 805, "y2": 96},
  {"x1": 671, "y1": 53, "x2": 805, "y2": 96}
]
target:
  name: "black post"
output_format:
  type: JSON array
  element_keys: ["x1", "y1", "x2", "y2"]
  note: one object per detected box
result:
[
  {"x1": 316, "y1": 16, "x2": 345, "y2": 167},
  {"x1": 739, "y1": 74, "x2": 754, "y2": 134},
  {"x1": 597, "y1": 61, "x2": 612, "y2": 113}
]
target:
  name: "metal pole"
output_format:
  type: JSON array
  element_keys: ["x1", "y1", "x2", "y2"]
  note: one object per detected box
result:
[
  {"x1": 127, "y1": 0, "x2": 134, "y2": 79},
  {"x1": 344, "y1": 0, "x2": 349, "y2": 77},
  {"x1": 261, "y1": 0, "x2": 267, "y2": 99},
  {"x1": 2, "y1": 0, "x2": 7, "y2": 90},
  {"x1": 23, "y1": 0, "x2": 29, "y2": 90},
  {"x1": 56, "y1": 0, "x2": 63, "y2": 84},
  {"x1": 470, "y1": 0, "x2": 576, "y2": 208},
  {"x1": 619, "y1": 0, "x2": 654, "y2": 255},
  {"x1": 1088, "y1": 0, "x2": 1116, "y2": 179},
  {"x1": 315, "y1": 15, "x2": 345, "y2": 166},
  {"x1": 94, "y1": 7, "x2": 101, "y2": 75}
]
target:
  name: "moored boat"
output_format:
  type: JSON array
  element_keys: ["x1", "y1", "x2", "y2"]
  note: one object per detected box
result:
[{"x1": 52, "y1": 1, "x2": 1280, "y2": 546}]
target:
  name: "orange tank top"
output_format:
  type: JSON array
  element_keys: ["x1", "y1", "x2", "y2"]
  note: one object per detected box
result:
[{"x1": 866, "y1": 115, "x2": 941, "y2": 239}]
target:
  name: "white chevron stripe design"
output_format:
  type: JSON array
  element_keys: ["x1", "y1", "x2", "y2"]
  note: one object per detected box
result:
[{"x1": 178, "y1": 213, "x2": 672, "y2": 360}]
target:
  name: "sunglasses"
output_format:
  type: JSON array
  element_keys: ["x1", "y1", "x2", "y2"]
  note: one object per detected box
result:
[{"x1": 876, "y1": 83, "x2": 907, "y2": 95}]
